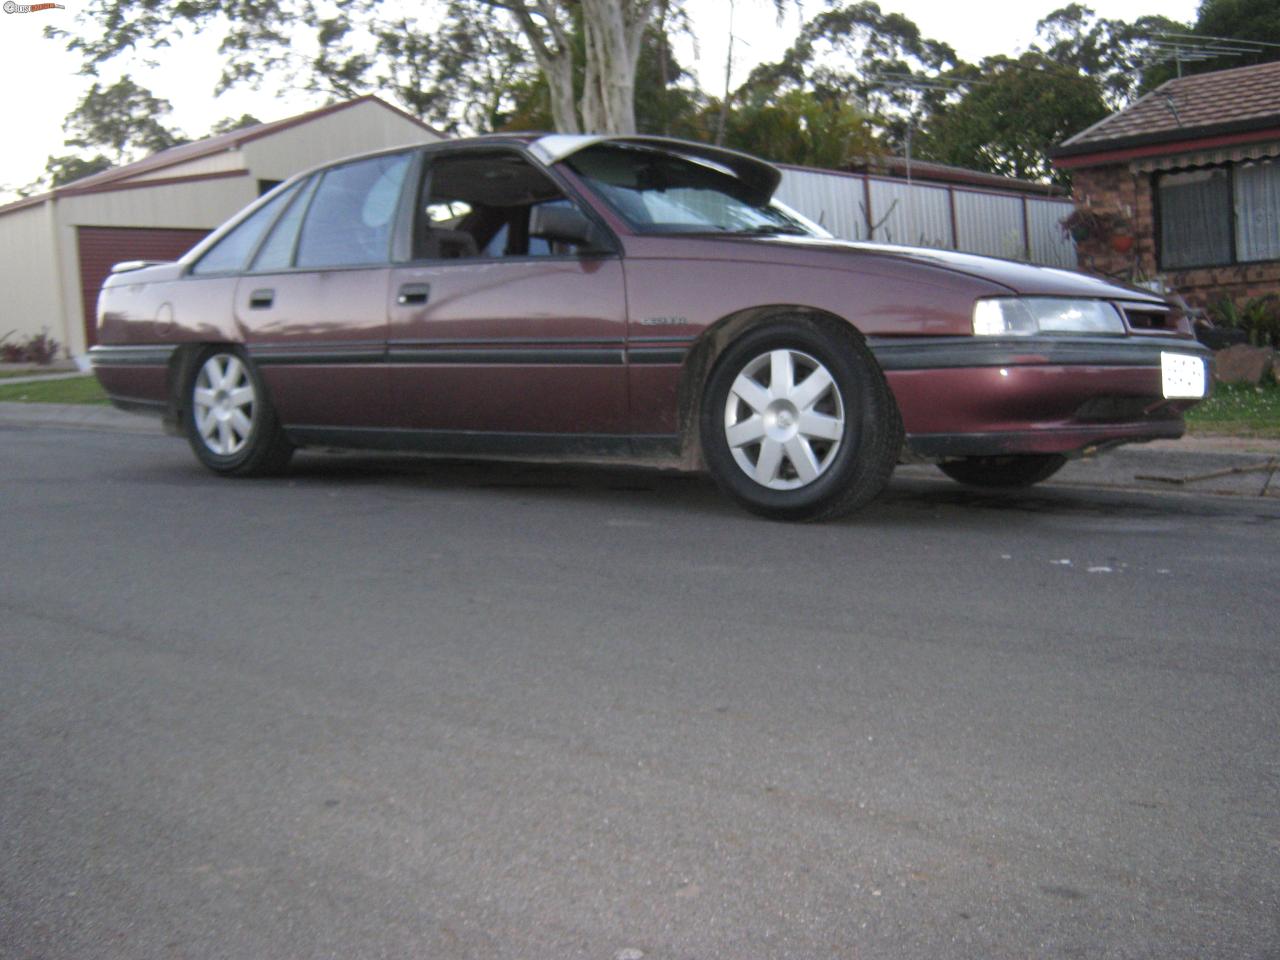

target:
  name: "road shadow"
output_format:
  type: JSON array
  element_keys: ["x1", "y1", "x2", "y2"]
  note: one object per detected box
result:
[{"x1": 106, "y1": 437, "x2": 1280, "y2": 526}]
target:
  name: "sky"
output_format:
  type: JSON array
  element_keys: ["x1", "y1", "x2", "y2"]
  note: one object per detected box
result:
[{"x1": 0, "y1": 0, "x2": 1200, "y2": 201}]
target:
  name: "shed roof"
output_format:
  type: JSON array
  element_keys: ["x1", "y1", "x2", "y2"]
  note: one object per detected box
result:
[
  {"x1": 1054, "y1": 60, "x2": 1280, "y2": 163},
  {"x1": 0, "y1": 95, "x2": 441, "y2": 217}
]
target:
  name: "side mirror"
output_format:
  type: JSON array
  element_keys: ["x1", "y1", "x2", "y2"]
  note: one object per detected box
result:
[{"x1": 529, "y1": 205, "x2": 606, "y2": 251}]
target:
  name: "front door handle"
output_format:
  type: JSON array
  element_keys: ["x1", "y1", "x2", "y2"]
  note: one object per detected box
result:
[
  {"x1": 249, "y1": 289, "x2": 274, "y2": 309},
  {"x1": 397, "y1": 283, "x2": 431, "y2": 306}
]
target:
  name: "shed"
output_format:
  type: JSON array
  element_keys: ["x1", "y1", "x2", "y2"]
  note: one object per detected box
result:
[
  {"x1": 1052, "y1": 60, "x2": 1280, "y2": 309},
  {"x1": 0, "y1": 96, "x2": 442, "y2": 360}
]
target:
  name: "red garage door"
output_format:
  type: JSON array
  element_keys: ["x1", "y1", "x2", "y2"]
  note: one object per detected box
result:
[{"x1": 77, "y1": 226, "x2": 211, "y2": 347}]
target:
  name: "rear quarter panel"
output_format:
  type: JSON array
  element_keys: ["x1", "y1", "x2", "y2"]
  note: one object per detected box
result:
[{"x1": 95, "y1": 269, "x2": 241, "y2": 407}]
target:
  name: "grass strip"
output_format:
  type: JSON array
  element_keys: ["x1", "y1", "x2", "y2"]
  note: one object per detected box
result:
[{"x1": 0, "y1": 375, "x2": 110, "y2": 404}]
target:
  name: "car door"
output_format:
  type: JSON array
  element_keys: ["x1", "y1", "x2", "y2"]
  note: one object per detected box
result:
[
  {"x1": 385, "y1": 149, "x2": 629, "y2": 443},
  {"x1": 239, "y1": 151, "x2": 413, "y2": 429}
]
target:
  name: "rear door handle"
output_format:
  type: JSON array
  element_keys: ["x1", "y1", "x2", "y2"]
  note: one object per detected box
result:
[
  {"x1": 397, "y1": 283, "x2": 431, "y2": 306},
  {"x1": 249, "y1": 289, "x2": 274, "y2": 309}
]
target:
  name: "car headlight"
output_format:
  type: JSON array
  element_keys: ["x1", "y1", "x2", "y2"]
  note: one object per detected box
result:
[{"x1": 972, "y1": 298, "x2": 1125, "y2": 336}]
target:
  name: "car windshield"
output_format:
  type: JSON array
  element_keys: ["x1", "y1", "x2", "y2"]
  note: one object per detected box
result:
[{"x1": 564, "y1": 143, "x2": 812, "y2": 236}]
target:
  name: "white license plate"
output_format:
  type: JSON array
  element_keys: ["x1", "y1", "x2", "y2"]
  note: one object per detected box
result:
[{"x1": 1161, "y1": 352, "x2": 1206, "y2": 399}]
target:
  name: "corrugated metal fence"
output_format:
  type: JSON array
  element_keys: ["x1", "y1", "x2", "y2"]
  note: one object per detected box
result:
[{"x1": 774, "y1": 165, "x2": 1077, "y2": 268}]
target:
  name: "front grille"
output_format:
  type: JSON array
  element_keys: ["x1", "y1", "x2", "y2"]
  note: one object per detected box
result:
[{"x1": 1118, "y1": 302, "x2": 1177, "y2": 334}]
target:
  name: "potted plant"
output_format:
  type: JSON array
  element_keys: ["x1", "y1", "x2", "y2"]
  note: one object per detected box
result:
[
  {"x1": 1105, "y1": 211, "x2": 1133, "y2": 253},
  {"x1": 1060, "y1": 207, "x2": 1109, "y2": 244}
]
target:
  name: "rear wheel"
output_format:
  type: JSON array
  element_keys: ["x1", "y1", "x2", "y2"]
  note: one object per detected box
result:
[
  {"x1": 184, "y1": 346, "x2": 293, "y2": 476},
  {"x1": 937, "y1": 454, "x2": 1067, "y2": 489},
  {"x1": 699, "y1": 318, "x2": 902, "y2": 522}
]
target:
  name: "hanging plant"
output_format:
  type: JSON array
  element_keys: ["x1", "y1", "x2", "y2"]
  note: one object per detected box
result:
[{"x1": 1060, "y1": 207, "x2": 1110, "y2": 243}]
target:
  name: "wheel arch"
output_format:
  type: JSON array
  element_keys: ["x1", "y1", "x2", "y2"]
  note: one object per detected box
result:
[
  {"x1": 164, "y1": 342, "x2": 240, "y2": 435},
  {"x1": 675, "y1": 305, "x2": 868, "y2": 465}
]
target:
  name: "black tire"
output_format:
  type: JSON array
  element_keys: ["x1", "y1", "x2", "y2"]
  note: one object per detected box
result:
[
  {"x1": 183, "y1": 345, "x2": 293, "y2": 477},
  {"x1": 937, "y1": 454, "x2": 1067, "y2": 489},
  {"x1": 698, "y1": 317, "x2": 903, "y2": 522}
]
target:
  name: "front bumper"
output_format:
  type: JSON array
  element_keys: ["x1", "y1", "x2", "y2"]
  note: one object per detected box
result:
[{"x1": 869, "y1": 335, "x2": 1213, "y2": 459}]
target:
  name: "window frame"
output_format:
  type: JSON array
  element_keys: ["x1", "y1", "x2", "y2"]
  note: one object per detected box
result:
[
  {"x1": 1154, "y1": 158, "x2": 1280, "y2": 271},
  {"x1": 408, "y1": 144, "x2": 620, "y2": 266},
  {"x1": 185, "y1": 179, "x2": 306, "y2": 278},
  {"x1": 290, "y1": 150, "x2": 419, "y2": 271}
]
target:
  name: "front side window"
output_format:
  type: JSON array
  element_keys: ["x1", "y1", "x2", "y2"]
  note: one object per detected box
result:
[
  {"x1": 565, "y1": 143, "x2": 810, "y2": 236},
  {"x1": 191, "y1": 181, "x2": 301, "y2": 275},
  {"x1": 414, "y1": 152, "x2": 580, "y2": 260},
  {"x1": 295, "y1": 152, "x2": 412, "y2": 268}
]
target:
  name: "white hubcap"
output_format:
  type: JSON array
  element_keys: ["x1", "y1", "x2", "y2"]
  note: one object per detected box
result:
[
  {"x1": 724, "y1": 348, "x2": 845, "y2": 490},
  {"x1": 193, "y1": 354, "x2": 255, "y2": 456}
]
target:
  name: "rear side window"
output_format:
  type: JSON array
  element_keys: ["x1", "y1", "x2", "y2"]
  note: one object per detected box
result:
[
  {"x1": 252, "y1": 175, "x2": 319, "y2": 272},
  {"x1": 191, "y1": 182, "x2": 301, "y2": 275},
  {"x1": 295, "y1": 153, "x2": 411, "y2": 268}
]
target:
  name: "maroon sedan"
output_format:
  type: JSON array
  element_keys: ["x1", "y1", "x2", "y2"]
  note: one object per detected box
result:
[{"x1": 91, "y1": 135, "x2": 1210, "y2": 520}]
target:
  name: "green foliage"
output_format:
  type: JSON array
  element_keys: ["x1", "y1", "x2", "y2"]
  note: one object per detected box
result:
[
  {"x1": 499, "y1": 7, "x2": 706, "y2": 137},
  {"x1": 365, "y1": 3, "x2": 534, "y2": 133},
  {"x1": 63, "y1": 77, "x2": 187, "y2": 161},
  {"x1": 209, "y1": 114, "x2": 262, "y2": 136},
  {"x1": 1185, "y1": 381, "x2": 1280, "y2": 437},
  {"x1": 743, "y1": 1, "x2": 961, "y2": 151},
  {"x1": 1209, "y1": 294, "x2": 1280, "y2": 348},
  {"x1": 0, "y1": 376, "x2": 110, "y2": 405},
  {"x1": 918, "y1": 53, "x2": 1108, "y2": 185},
  {"x1": 42, "y1": 154, "x2": 113, "y2": 187},
  {"x1": 722, "y1": 90, "x2": 881, "y2": 168},
  {"x1": 1035, "y1": 5, "x2": 1190, "y2": 106}
]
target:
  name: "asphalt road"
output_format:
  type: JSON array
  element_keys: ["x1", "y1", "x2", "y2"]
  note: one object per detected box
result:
[{"x1": 3, "y1": 426, "x2": 1278, "y2": 960}]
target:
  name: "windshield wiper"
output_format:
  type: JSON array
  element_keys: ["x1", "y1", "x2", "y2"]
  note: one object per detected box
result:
[{"x1": 730, "y1": 224, "x2": 811, "y2": 236}]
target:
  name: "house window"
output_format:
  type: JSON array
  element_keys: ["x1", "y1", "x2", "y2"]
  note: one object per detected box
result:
[
  {"x1": 1157, "y1": 168, "x2": 1233, "y2": 269},
  {"x1": 1157, "y1": 156, "x2": 1280, "y2": 269},
  {"x1": 1236, "y1": 158, "x2": 1280, "y2": 262}
]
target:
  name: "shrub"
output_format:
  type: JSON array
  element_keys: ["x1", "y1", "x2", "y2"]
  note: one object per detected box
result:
[
  {"x1": 0, "y1": 329, "x2": 61, "y2": 364},
  {"x1": 1208, "y1": 294, "x2": 1280, "y2": 349}
]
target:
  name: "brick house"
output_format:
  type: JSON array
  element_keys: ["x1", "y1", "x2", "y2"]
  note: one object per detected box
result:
[{"x1": 1052, "y1": 60, "x2": 1280, "y2": 313}]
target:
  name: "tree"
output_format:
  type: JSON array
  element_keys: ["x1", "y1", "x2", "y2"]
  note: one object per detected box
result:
[
  {"x1": 1196, "y1": 0, "x2": 1280, "y2": 55},
  {"x1": 63, "y1": 77, "x2": 187, "y2": 162},
  {"x1": 741, "y1": 2, "x2": 962, "y2": 151},
  {"x1": 209, "y1": 114, "x2": 263, "y2": 136},
  {"x1": 1144, "y1": 0, "x2": 1280, "y2": 83},
  {"x1": 50, "y1": 0, "x2": 726, "y2": 135},
  {"x1": 1035, "y1": 4, "x2": 1189, "y2": 105},
  {"x1": 918, "y1": 53, "x2": 1108, "y2": 185},
  {"x1": 721, "y1": 89, "x2": 881, "y2": 168},
  {"x1": 40, "y1": 154, "x2": 114, "y2": 188}
]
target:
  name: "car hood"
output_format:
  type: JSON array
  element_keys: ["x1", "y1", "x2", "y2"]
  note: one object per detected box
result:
[{"x1": 757, "y1": 236, "x2": 1168, "y2": 303}]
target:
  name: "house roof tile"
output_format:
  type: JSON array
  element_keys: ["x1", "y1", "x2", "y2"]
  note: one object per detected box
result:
[{"x1": 1057, "y1": 60, "x2": 1280, "y2": 156}]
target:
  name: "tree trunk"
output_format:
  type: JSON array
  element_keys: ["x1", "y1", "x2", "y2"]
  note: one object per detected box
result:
[
  {"x1": 580, "y1": 0, "x2": 656, "y2": 134},
  {"x1": 714, "y1": 0, "x2": 735, "y2": 145},
  {"x1": 489, "y1": 0, "x2": 581, "y2": 133},
  {"x1": 484, "y1": 0, "x2": 657, "y2": 134}
]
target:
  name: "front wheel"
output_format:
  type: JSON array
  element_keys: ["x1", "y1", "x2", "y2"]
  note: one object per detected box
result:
[
  {"x1": 937, "y1": 454, "x2": 1067, "y2": 489},
  {"x1": 184, "y1": 347, "x2": 293, "y2": 477},
  {"x1": 699, "y1": 318, "x2": 902, "y2": 522}
]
